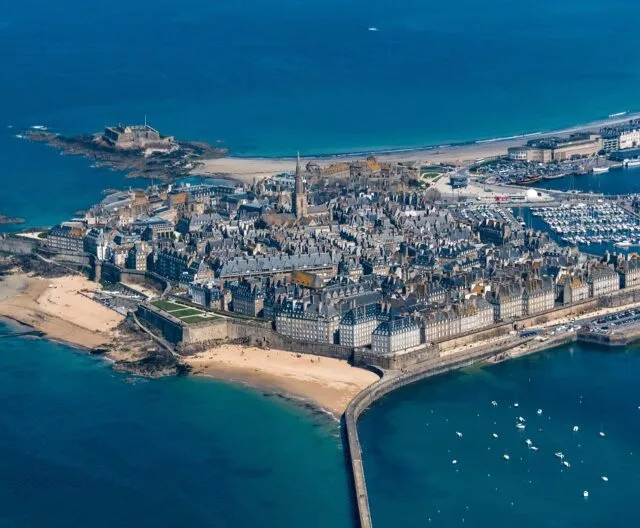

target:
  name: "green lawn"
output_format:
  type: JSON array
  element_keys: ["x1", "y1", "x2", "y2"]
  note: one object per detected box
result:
[
  {"x1": 171, "y1": 308, "x2": 204, "y2": 318},
  {"x1": 152, "y1": 300, "x2": 184, "y2": 312}
]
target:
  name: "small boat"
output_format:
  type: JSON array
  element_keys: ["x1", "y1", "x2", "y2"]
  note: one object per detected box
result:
[
  {"x1": 516, "y1": 423, "x2": 526, "y2": 430},
  {"x1": 456, "y1": 432, "x2": 463, "y2": 438},
  {"x1": 368, "y1": 27, "x2": 379, "y2": 32},
  {"x1": 573, "y1": 426, "x2": 579, "y2": 432},
  {"x1": 615, "y1": 240, "x2": 632, "y2": 248},
  {"x1": 492, "y1": 433, "x2": 499, "y2": 439},
  {"x1": 599, "y1": 431, "x2": 606, "y2": 437},
  {"x1": 537, "y1": 409, "x2": 543, "y2": 415},
  {"x1": 530, "y1": 446, "x2": 539, "y2": 451},
  {"x1": 562, "y1": 460, "x2": 571, "y2": 468},
  {"x1": 525, "y1": 439, "x2": 532, "y2": 446},
  {"x1": 503, "y1": 454, "x2": 510, "y2": 461},
  {"x1": 514, "y1": 403, "x2": 519, "y2": 408},
  {"x1": 518, "y1": 417, "x2": 526, "y2": 423},
  {"x1": 555, "y1": 452, "x2": 565, "y2": 459},
  {"x1": 491, "y1": 401, "x2": 498, "y2": 407},
  {"x1": 452, "y1": 459, "x2": 458, "y2": 465},
  {"x1": 583, "y1": 490, "x2": 589, "y2": 498}
]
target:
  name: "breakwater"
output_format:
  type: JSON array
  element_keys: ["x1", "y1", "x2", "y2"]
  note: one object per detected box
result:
[{"x1": 343, "y1": 341, "x2": 527, "y2": 528}]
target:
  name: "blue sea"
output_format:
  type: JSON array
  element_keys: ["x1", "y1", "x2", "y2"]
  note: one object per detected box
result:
[
  {"x1": 359, "y1": 343, "x2": 640, "y2": 527},
  {"x1": 2, "y1": 0, "x2": 640, "y2": 227},
  {"x1": 2, "y1": 1, "x2": 640, "y2": 526},
  {"x1": 0, "y1": 323, "x2": 353, "y2": 527}
]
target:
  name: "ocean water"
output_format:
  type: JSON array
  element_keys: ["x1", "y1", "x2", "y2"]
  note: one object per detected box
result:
[
  {"x1": 2, "y1": 0, "x2": 640, "y2": 226},
  {"x1": 532, "y1": 167, "x2": 640, "y2": 195},
  {"x1": 359, "y1": 343, "x2": 640, "y2": 527},
  {"x1": 0, "y1": 324, "x2": 353, "y2": 528}
]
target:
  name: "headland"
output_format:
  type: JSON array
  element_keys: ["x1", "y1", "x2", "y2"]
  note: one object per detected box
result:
[
  {"x1": 25, "y1": 123, "x2": 228, "y2": 182},
  {"x1": 6, "y1": 110, "x2": 640, "y2": 526}
]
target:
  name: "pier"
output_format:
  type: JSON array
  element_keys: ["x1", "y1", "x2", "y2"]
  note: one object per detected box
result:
[{"x1": 344, "y1": 340, "x2": 533, "y2": 528}]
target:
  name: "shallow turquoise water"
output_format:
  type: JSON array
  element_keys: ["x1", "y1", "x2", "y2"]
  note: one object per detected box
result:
[
  {"x1": 0, "y1": 324, "x2": 353, "y2": 527},
  {"x1": 359, "y1": 343, "x2": 640, "y2": 527}
]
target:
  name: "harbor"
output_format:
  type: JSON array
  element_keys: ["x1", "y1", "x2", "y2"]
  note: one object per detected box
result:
[{"x1": 530, "y1": 202, "x2": 640, "y2": 248}]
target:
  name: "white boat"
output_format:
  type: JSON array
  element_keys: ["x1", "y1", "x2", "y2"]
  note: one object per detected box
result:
[
  {"x1": 492, "y1": 433, "x2": 499, "y2": 439},
  {"x1": 516, "y1": 423, "x2": 526, "y2": 430},
  {"x1": 592, "y1": 167, "x2": 609, "y2": 174},
  {"x1": 456, "y1": 432, "x2": 463, "y2": 438},
  {"x1": 518, "y1": 416, "x2": 526, "y2": 423},
  {"x1": 491, "y1": 400, "x2": 498, "y2": 406},
  {"x1": 573, "y1": 426, "x2": 579, "y2": 432},
  {"x1": 452, "y1": 459, "x2": 458, "y2": 465},
  {"x1": 503, "y1": 454, "x2": 510, "y2": 461},
  {"x1": 530, "y1": 446, "x2": 539, "y2": 451},
  {"x1": 583, "y1": 490, "x2": 589, "y2": 498},
  {"x1": 615, "y1": 240, "x2": 632, "y2": 248},
  {"x1": 562, "y1": 460, "x2": 571, "y2": 468},
  {"x1": 601, "y1": 476, "x2": 609, "y2": 482},
  {"x1": 599, "y1": 431, "x2": 606, "y2": 437},
  {"x1": 513, "y1": 403, "x2": 519, "y2": 408},
  {"x1": 555, "y1": 452, "x2": 565, "y2": 459},
  {"x1": 368, "y1": 27, "x2": 379, "y2": 32},
  {"x1": 537, "y1": 409, "x2": 543, "y2": 415},
  {"x1": 625, "y1": 159, "x2": 640, "y2": 168}
]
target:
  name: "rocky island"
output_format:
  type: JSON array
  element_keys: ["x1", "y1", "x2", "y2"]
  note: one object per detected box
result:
[
  {"x1": 26, "y1": 123, "x2": 228, "y2": 182},
  {"x1": 0, "y1": 215, "x2": 26, "y2": 225}
]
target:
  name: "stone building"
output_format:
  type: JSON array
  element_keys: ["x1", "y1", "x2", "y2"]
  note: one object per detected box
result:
[
  {"x1": 522, "y1": 282, "x2": 555, "y2": 316},
  {"x1": 487, "y1": 284, "x2": 523, "y2": 322},
  {"x1": 276, "y1": 301, "x2": 340, "y2": 344},
  {"x1": 371, "y1": 317, "x2": 421, "y2": 355},
  {"x1": 102, "y1": 123, "x2": 174, "y2": 150},
  {"x1": 155, "y1": 248, "x2": 192, "y2": 282},
  {"x1": 588, "y1": 267, "x2": 620, "y2": 298},
  {"x1": 557, "y1": 275, "x2": 589, "y2": 305},
  {"x1": 230, "y1": 279, "x2": 265, "y2": 318},
  {"x1": 47, "y1": 223, "x2": 85, "y2": 254},
  {"x1": 339, "y1": 303, "x2": 385, "y2": 348},
  {"x1": 126, "y1": 242, "x2": 151, "y2": 271},
  {"x1": 618, "y1": 258, "x2": 640, "y2": 288}
]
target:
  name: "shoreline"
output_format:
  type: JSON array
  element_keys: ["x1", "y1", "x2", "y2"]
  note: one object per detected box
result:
[
  {"x1": 0, "y1": 271, "x2": 123, "y2": 350},
  {"x1": 193, "y1": 111, "x2": 640, "y2": 182},
  {"x1": 184, "y1": 345, "x2": 380, "y2": 418}
]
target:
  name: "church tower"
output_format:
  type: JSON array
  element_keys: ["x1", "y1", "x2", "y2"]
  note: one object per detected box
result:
[{"x1": 293, "y1": 152, "x2": 307, "y2": 219}]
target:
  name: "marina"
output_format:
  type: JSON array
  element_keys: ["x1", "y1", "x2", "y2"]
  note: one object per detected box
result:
[{"x1": 530, "y1": 202, "x2": 640, "y2": 247}]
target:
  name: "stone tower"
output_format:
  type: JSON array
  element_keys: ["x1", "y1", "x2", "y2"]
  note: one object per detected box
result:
[{"x1": 293, "y1": 152, "x2": 307, "y2": 219}]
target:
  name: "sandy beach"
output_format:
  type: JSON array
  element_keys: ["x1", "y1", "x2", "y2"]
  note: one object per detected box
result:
[
  {"x1": 192, "y1": 112, "x2": 640, "y2": 182},
  {"x1": 0, "y1": 272, "x2": 123, "y2": 349},
  {"x1": 185, "y1": 345, "x2": 380, "y2": 416}
]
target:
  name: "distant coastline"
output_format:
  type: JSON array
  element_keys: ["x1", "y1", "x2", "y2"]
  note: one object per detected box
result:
[
  {"x1": 231, "y1": 110, "x2": 640, "y2": 161},
  {"x1": 193, "y1": 111, "x2": 640, "y2": 183}
]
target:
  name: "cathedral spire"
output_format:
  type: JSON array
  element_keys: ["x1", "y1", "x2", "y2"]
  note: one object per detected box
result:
[{"x1": 293, "y1": 151, "x2": 307, "y2": 219}]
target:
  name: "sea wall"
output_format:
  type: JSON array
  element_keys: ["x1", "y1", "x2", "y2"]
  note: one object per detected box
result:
[
  {"x1": 0, "y1": 235, "x2": 36, "y2": 255},
  {"x1": 344, "y1": 347, "x2": 509, "y2": 528}
]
